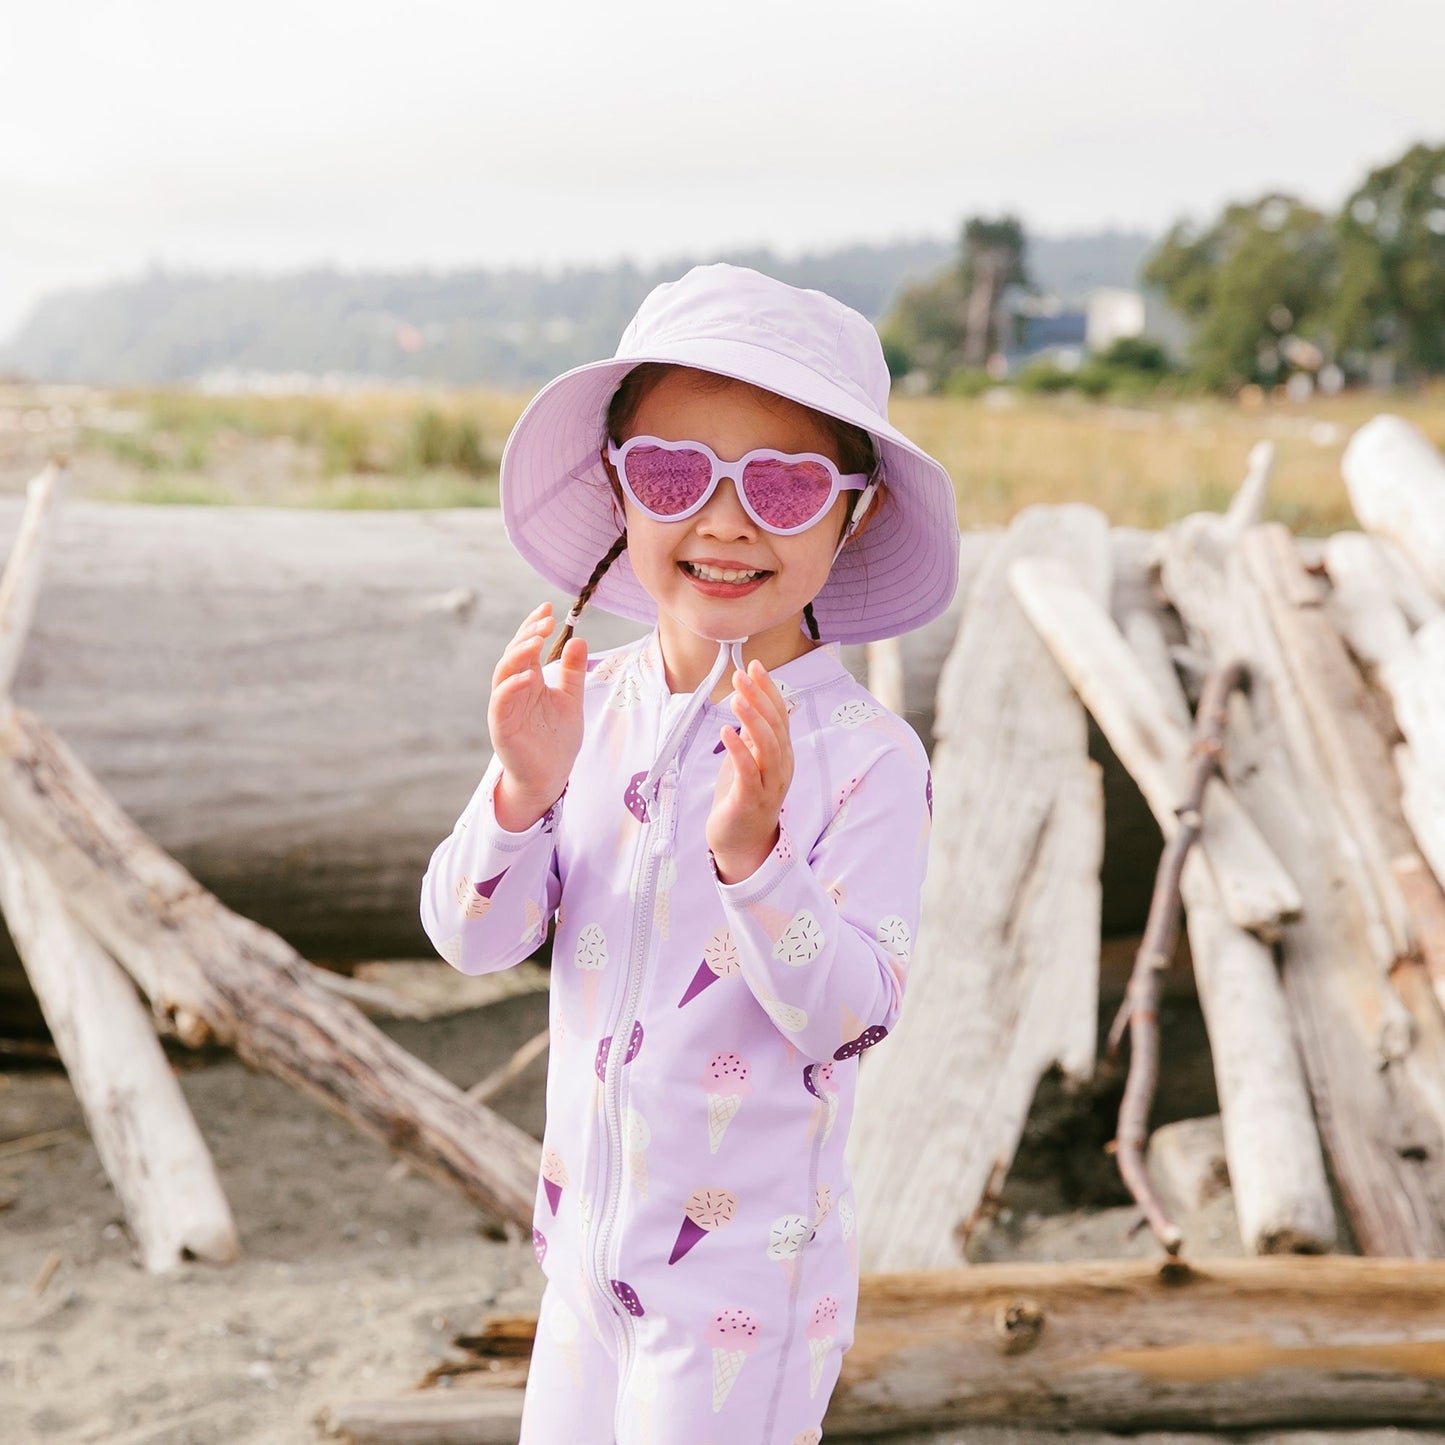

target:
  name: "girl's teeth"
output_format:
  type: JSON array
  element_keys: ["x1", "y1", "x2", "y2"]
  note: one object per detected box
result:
[{"x1": 689, "y1": 563, "x2": 763, "y2": 583}]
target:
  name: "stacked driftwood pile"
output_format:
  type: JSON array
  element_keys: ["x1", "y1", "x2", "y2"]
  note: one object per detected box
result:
[
  {"x1": 852, "y1": 416, "x2": 1445, "y2": 1271},
  {"x1": 5, "y1": 416, "x2": 1445, "y2": 1441}
]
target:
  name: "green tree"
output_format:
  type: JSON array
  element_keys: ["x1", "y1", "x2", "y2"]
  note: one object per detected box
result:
[
  {"x1": 878, "y1": 268, "x2": 969, "y2": 389},
  {"x1": 878, "y1": 214, "x2": 1029, "y2": 389},
  {"x1": 1333, "y1": 142, "x2": 1445, "y2": 381},
  {"x1": 959, "y1": 217, "x2": 1029, "y2": 369},
  {"x1": 1144, "y1": 194, "x2": 1335, "y2": 390}
]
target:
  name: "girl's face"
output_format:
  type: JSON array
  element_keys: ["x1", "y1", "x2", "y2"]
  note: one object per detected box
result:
[{"x1": 613, "y1": 368, "x2": 852, "y2": 681}]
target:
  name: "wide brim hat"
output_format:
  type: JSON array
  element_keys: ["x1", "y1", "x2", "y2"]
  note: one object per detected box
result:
[{"x1": 499, "y1": 263, "x2": 959, "y2": 645}]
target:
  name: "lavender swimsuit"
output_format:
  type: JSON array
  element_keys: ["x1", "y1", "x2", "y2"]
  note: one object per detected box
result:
[{"x1": 420, "y1": 631, "x2": 931, "y2": 1444}]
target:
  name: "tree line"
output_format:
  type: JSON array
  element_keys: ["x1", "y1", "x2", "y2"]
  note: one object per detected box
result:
[{"x1": 883, "y1": 140, "x2": 1445, "y2": 396}]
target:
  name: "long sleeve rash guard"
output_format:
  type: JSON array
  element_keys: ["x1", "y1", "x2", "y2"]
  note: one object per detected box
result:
[{"x1": 420, "y1": 629, "x2": 931, "y2": 1439}]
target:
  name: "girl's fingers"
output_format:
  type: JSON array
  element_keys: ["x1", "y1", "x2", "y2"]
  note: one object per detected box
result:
[
  {"x1": 732, "y1": 687, "x2": 787, "y2": 768},
  {"x1": 557, "y1": 636, "x2": 589, "y2": 702},
  {"x1": 493, "y1": 633, "x2": 546, "y2": 687},
  {"x1": 719, "y1": 723, "x2": 761, "y2": 788}
]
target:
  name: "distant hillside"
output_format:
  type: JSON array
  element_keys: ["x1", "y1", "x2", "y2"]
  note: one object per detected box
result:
[{"x1": 1, "y1": 232, "x2": 1153, "y2": 387}]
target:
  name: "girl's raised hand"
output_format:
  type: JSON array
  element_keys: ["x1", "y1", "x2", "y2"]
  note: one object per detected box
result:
[
  {"x1": 707, "y1": 660, "x2": 793, "y2": 883},
  {"x1": 489, "y1": 602, "x2": 588, "y2": 831}
]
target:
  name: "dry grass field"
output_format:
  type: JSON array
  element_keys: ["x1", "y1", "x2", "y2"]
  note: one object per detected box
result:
[{"x1": 2, "y1": 381, "x2": 1443, "y2": 534}]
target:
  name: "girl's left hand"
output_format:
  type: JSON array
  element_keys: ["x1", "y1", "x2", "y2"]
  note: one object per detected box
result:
[{"x1": 707, "y1": 660, "x2": 792, "y2": 883}]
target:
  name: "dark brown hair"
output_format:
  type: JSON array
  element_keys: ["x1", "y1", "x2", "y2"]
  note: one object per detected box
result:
[{"x1": 546, "y1": 363, "x2": 884, "y2": 661}]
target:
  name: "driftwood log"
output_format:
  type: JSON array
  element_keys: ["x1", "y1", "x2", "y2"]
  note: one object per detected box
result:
[
  {"x1": 849, "y1": 504, "x2": 1108, "y2": 1271},
  {"x1": 1343, "y1": 413, "x2": 1445, "y2": 603},
  {"x1": 0, "y1": 475, "x2": 543, "y2": 1244},
  {"x1": 0, "y1": 703, "x2": 542, "y2": 1231},
  {"x1": 1007, "y1": 555, "x2": 1333, "y2": 1254},
  {"x1": 0, "y1": 468, "x2": 239, "y2": 1269},
  {"x1": 0, "y1": 503, "x2": 1170, "y2": 1023},
  {"x1": 1160, "y1": 517, "x2": 1445, "y2": 1255},
  {"x1": 320, "y1": 1257, "x2": 1445, "y2": 1441}
]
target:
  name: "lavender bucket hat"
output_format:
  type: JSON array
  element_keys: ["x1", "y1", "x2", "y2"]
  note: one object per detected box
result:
[{"x1": 499, "y1": 263, "x2": 959, "y2": 645}]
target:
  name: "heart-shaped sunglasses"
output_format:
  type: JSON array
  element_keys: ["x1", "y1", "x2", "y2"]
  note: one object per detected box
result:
[{"x1": 606, "y1": 435, "x2": 870, "y2": 536}]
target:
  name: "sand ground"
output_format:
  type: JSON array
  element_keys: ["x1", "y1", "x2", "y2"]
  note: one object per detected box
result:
[{"x1": 3, "y1": 989, "x2": 1443, "y2": 1445}]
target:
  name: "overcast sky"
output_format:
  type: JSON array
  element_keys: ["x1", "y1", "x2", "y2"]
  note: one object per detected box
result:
[{"x1": 2, "y1": 0, "x2": 1442, "y2": 341}]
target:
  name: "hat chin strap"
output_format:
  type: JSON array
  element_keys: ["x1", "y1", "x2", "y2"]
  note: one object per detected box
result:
[{"x1": 643, "y1": 635, "x2": 744, "y2": 802}]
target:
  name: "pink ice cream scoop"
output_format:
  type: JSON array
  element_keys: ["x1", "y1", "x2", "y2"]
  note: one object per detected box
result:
[
  {"x1": 806, "y1": 1295, "x2": 840, "y2": 1339},
  {"x1": 705, "y1": 1307, "x2": 760, "y2": 1353},
  {"x1": 707, "y1": 1306, "x2": 760, "y2": 1411},
  {"x1": 701, "y1": 1052, "x2": 753, "y2": 1096}
]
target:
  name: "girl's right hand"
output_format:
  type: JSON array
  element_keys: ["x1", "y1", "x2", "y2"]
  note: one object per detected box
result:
[{"x1": 489, "y1": 602, "x2": 588, "y2": 831}]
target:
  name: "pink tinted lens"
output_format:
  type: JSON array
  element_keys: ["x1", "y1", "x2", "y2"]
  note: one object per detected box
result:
[
  {"x1": 741, "y1": 458, "x2": 833, "y2": 530},
  {"x1": 622, "y1": 445, "x2": 712, "y2": 516}
]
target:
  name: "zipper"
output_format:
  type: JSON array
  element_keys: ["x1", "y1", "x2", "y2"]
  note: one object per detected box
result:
[{"x1": 588, "y1": 758, "x2": 680, "y2": 1401}]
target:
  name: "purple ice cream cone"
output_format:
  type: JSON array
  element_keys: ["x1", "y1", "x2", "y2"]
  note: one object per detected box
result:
[
  {"x1": 473, "y1": 869, "x2": 508, "y2": 900},
  {"x1": 544, "y1": 1179, "x2": 562, "y2": 1214},
  {"x1": 668, "y1": 1216, "x2": 708, "y2": 1265},
  {"x1": 678, "y1": 959, "x2": 719, "y2": 1008}
]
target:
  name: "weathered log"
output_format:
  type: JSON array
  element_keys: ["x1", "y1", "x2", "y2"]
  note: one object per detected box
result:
[
  {"x1": 849, "y1": 505, "x2": 1107, "y2": 1272},
  {"x1": 1342, "y1": 413, "x2": 1445, "y2": 603},
  {"x1": 0, "y1": 816, "x2": 239, "y2": 1270},
  {"x1": 1109, "y1": 661, "x2": 1249, "y2": 1255},
  {"x1": 323, "y1": 1258, "x2": 1445, "y2": 1439},
  {"x1": 1007, "y1": 560, "x2": 1333, "y2": 1254},
  {"x1": 0, "y1": 464, "x2": 61, "y2": 696},
  {"x1": 0, "y1": 464, "x2": 239, "y2": 1270},
  {"x1": 0, "y1": 703, "x2": 541, "y2": 1230},
  {"x1": 1160, "y1": 517, "x2": 1445, "y2": 1255},
  {"x1": 2, "y1": 507, "x2": 1186, "y2": 1025},
  {"x1": 1323, "y1": 531, "x2": 1415, "y2": 675},
  {"x1": 1009, "y1": 558, "x2": 1300, "y2": 936}
]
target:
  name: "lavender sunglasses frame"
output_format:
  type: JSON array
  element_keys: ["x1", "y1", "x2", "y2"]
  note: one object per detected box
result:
[{"x1": 605, "y1": 435, "x2": 870, "y2": 537}]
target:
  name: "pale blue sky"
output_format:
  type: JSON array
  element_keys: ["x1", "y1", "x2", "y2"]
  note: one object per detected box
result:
[{"x1": 2, "y1": 0, "x2": 1441, "y2": 340}]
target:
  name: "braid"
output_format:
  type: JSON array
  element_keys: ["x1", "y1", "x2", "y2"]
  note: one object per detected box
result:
[
  {"x1": 803, "y1": 601, "x2": 821, "y2": 641},
  {"x1": 547, "y1": 532, "x2": 628, "y2": 663}
]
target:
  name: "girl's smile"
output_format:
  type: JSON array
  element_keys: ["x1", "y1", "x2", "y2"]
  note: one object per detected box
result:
[{"x1": 612, "y1": 368, "x2": 851, "y2": 697}]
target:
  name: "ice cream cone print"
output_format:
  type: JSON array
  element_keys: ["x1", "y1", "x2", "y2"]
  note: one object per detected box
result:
[
  {"x1": 758, "y1": 990, "x2": 808, "y2": 1038},
  {"x1": 793, "y1": 1429, "x2": 823, "y2": 1445},
  {"x1": 877, "y1": 916, "x2": 913, "y2": 991},
  {"x1": 803, "y1": 1062, "x2": 840, "y2": 1145},
  {"x1": 455, "y1": 869, "x2": 508, "y2": 920},
  {"x1": 772, "y1": 909, "x2": 824, "y2": 967},
  {"x1": 839, "y1": 1196, "x2": 858, "y2": 1272},
  {"x1": 547, "y1": 1296, "x2": 582, "y2": 1386},
  {"x1": 767, "y1": 1213, "x2": 810, "y2": 1288},
  {"x1": 653, "y1": 855, "x2": 677, "y2": 941},
  {"x1": 706, "y1": 1093, "x2": 741, "y2": 1152},
  {"x1": 629, "y1": 1353, "x2": 659, "y2": 1445},
  {"x1": 745, "y1": 899, "x2": 794, "y2": 945},
  {"x1": 522, "y1": 897, "x2": 544, "y2": 947},
  {"x1": 805, "y1": 1295, "x2": 840, "y2": 1398},
  {"x1": 813, "y1": 1183, "x2": 832, "y2": 1236},
  {"x1": 541, "y1": 1148, "x2": 568, "y2": 1215},
  {"x1": 678, "y1": 929, "x2": 740, "y2": 1007},
  {"x1": 606, "y1": 674, "x2": 643, "y2": 767},
  {"x1": 705, "y1": 1308, "x2": 759, "y2": 1411},
  {"x1": 623, "y1": 1108, "x2": 651, "y2": 1200},
  {"x1": 437, "y1": 934, "x2": 462, "y2": 968},
  {"x1": 701, "y1": 1053, "x2": 752, "y2": 1153},
  {"x1": 573, "y1": 924, "x2": 608, "y2": 1033},
  {"x1": 668, "y1": 1187, "x2": 737, "y2": 1264}
]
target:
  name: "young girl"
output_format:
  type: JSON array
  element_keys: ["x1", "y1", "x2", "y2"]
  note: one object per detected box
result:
[{"x1": 421, "y1": 264, "x2": 958, "y2": 1444}]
